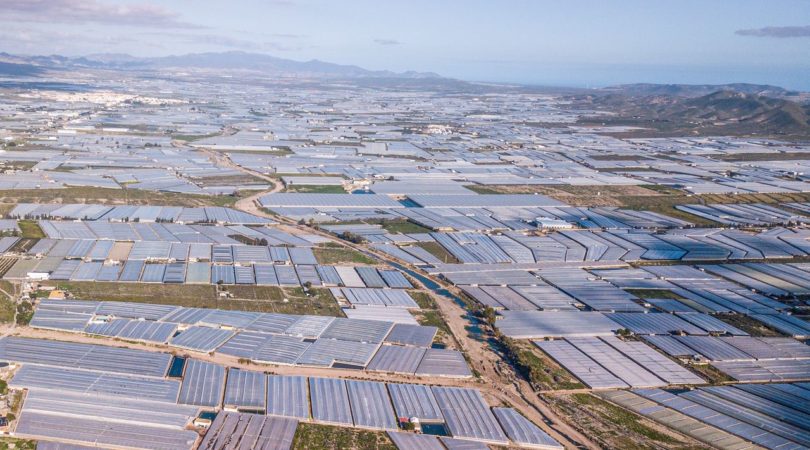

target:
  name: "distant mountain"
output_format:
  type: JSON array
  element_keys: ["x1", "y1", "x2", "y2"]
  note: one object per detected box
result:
[
  {"x1": 572, "y1": 89, "x2": 810, "y2": 138},
  {"x1": 0, "y1": 51, "x2": 441, "y2": 79},
  {"x1": 673, "y1": 90, "x2": 810, "y2": 132},
  {"x1": 0, "y1": 61, "x2": 44, "y2": 76},
  {"x1": 605, "y1": 83, "x2": 798, "y2": 99}
]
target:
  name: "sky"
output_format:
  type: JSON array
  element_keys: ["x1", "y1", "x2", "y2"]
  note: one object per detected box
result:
[{"x1": 2, "y1": 0, "x2": 810, "y2": 90}]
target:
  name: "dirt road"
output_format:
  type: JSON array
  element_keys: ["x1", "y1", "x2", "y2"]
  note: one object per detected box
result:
[
  {"x1": 126, "y1": 147, "x2": 598, "y2": 448},
  {"x1": 197, "y1": 147, "x2": 284, "y2": 215},
  {"x1": 236, "y1": 206, "x2": 595, "y2": 446},
  {"x1": 408, "y1": 275, "x2": 598, "y2": 449}
]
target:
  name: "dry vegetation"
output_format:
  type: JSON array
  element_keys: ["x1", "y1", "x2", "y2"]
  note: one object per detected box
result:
[
  {"x1": 625, "y1": 289, "x2": 686, "y2": 300},
  {"x1": 409, "y1": 291, "x2": 452, "y2": 344},
  {"x1": 548, "y1": 393, "x2": 704, "y2": 450},
  {"x1": 0, "y1": 280, "x2": 16, "y2": 323},
  {"x1": 715, "y1": 313, "x2": 786, "y2": 337},
  {"x1": 0, "y1": 438, "x2": 36, "y2": 450},
  {"x1": 504, "y1": 338, "x2": 584, "y2": 391},
  {"x1": 194, "y1": 174, "x2": 268, "y2": 187},
  {"x1": 284, "y1": 185, "x2": 346, "y2": 194},
  {"x1": 687, "y1": 363, "x2": 735, "y2": 384},
  {"x1": 41, "y1": 281, "x2": 343, "y2": 316}
]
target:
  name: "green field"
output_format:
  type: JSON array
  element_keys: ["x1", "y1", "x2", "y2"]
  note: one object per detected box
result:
[
  {"x1": 292, "y1": 423, "x2": 396, "y2": 450},
  {"x1": 0, "y1": 187, "x2": 237, "y2": 208},
  {"x1": 381, "y1": 220, "x2": 432, "y2": 234},
  {"x1": 415, "y1": 241, "x2": 460, "y2": 264},
  {"x1": 313, "y1": 246, "x2": 377, "y2": 265},
  {"x1": 409, "y1": 291, "x2": 436, "y2": 309},
  {"x1": 17, "y1": 220, "x2": 45, "y2": 239},
  {"x1": 42, "y1": 282, "x2": 342, "y2": 316},
  {"x1": 284, "y1": 184, "x2": 346, "y2": 193},
  {"x1": 195, "y1": 174, "x2": 269, "y2": 187}
]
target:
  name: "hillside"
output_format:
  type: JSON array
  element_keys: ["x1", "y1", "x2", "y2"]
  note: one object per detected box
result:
[
  {"x1": 573, "y1": 89, "x2": 810, "y2": 139},
  {"x1": 0, "y1": 61, "x2": 45, "y2": 77},
  {"x1": 605, "y1": 83, "x2": 797, "y2": 98},
  {"x1": 674, "y1": 90, "x2": 809, "y2": 126}
]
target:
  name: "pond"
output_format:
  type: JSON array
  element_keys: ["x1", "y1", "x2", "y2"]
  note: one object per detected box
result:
[
  {"x1": 420, "y1": 423, "x2": 449, "y2": 436},
  {"x1": 167, "y1": 356, "x2": 186, "y2": 378}
]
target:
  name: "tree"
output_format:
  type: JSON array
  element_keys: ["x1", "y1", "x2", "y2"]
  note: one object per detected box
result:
[{"x1": 481, "y1": 306, "x2": 497, "y2": 327}]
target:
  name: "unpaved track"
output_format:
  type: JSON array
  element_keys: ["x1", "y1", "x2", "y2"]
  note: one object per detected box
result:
[
  {"x1": 209, "y1": 155, "x2": 596, "y2": 448},
  {"x1": 39, "y1": 145, "x2": 597, "y2": 448},
  {"x1": 413, "y1": 277, "x2": 598, "y2": 449},
  {"x1": 198, "y1": 147, "x2": 284, "y2": 212}
]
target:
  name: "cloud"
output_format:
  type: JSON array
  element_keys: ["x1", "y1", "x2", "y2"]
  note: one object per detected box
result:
[
  {"x1": 0, "y1": 25, "x2": 161, "y2": 55},
  {"x1": 374, "y1": 38, "x2": 402, "y2": 46},
  {"x1": 735, "y1": 25, "x2": 810, "y2": 38},
  {"x1": 139, "y1": 32, "x2": 302, "y2": 52},
  {"x1": 185, "y1": 34, "x2": 300, "y2": 52},
  {"x1": 268, "y1": 33, "x2": 307, "y2": 39},
  {"x1": 1, "y1": 0, "x2": 202, "y2": 29}
]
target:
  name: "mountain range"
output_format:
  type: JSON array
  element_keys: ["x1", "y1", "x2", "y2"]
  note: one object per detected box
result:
[
  {"x1": 1, "y1": 51, "x2": 808, "y2": 138},
  {"x1": 604, "y1": 83, "x2": 800, "y2": 99},
  {"x1": 572, "y1": 89, "x2": 810, "y2": 138},
  {"x1": 0, "y1": 51, "x2": 441, "y2": 79}
]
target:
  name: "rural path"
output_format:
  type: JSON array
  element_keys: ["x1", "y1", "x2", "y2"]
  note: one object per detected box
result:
[
  {"x1": 131, "y1": 141, "x2": 598, "y2": 449},
  {"x1": 196, "y1": 147, "x2": 285, "y2": 217},
  {"x1": 411, "y1": 276, "x2": 598, "y2": 449}
]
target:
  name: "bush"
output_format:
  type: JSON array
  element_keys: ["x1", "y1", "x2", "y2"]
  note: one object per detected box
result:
[{"x1": 16, "y1": 301, "x2": 34, "y2": 326}]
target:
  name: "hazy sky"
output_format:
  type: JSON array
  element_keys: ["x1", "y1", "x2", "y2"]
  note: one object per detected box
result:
[{"x1": 3, "y1": 0, "x2": 810, "y2": 89}]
